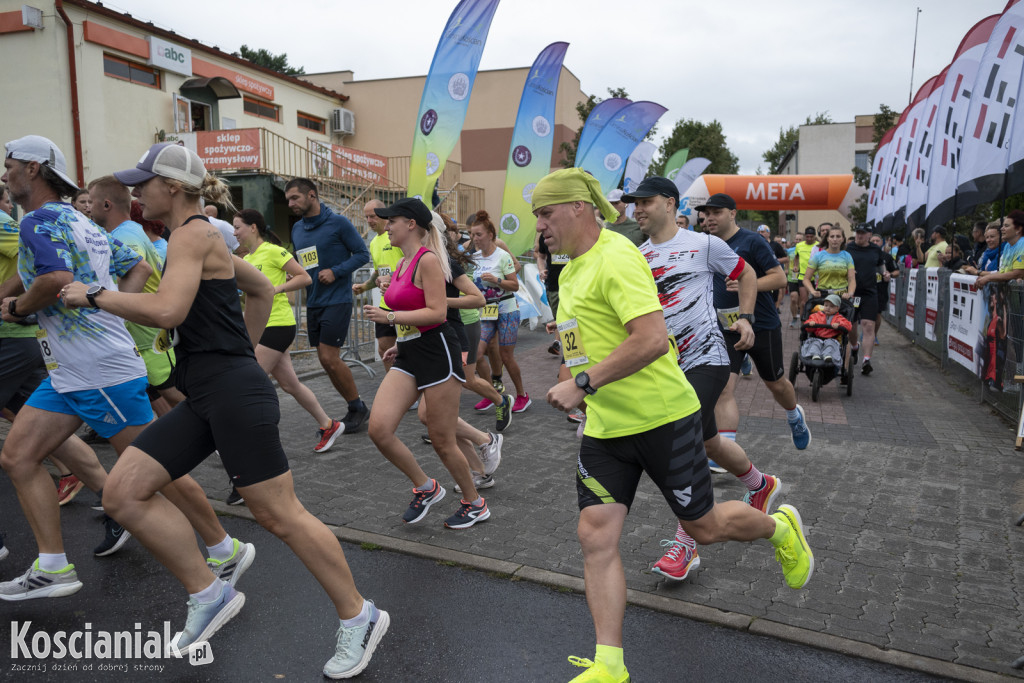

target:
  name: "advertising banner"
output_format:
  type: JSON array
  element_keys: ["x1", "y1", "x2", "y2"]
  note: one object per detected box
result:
[
  {"x1": 575, "y1": 101, "x2": 667, "y2": 194},
  {"x1": 888, "y1": 277, "x2": 897, "y2": 317},
  {"x1": 924, "y1": 268, "x2": 940, "y2": 341},
  {"x1": 906, "y1": 268, "x2": 918, "y2": 332},
  {"x1": 407, "y1": 0, "x2": 500, "y2": 203},
  {"x1": 194, "y1": 129, "x2": 260, "y2": 170},
  {"x1": 947, "y1": 274, "x2": 984, "y2": 375},
  {"x1": 681, "y1": 174, "x2": 859, "y2": 212},
  {"x1": 309, "y1": 140, "x2": 388, "y2": 185},
  {"x1": 662, "y1": 148, "x2": 689, "y2": 180},
  {"x1": 497, "y1": 41, "x2": 568, "y2": 256},
  {"x1": 622, "y1": 141, "x2": 656, "y2": 219},
  {"x1": 576, "y1": 98, "x2": 631, "y2": 162}
]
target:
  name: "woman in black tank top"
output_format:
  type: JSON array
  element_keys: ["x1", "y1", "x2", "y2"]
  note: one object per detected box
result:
[{"x1": 63, "y1": 143, "x2": 388, "y2": 677}]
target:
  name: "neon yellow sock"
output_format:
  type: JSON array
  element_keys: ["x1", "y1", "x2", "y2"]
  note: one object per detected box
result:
[
  {"x1": 594, "y1": 644, "x2": 625, "y2": 675},
  {"x1": 769, "y1": 516, "x2": 790, "y2": 546}
]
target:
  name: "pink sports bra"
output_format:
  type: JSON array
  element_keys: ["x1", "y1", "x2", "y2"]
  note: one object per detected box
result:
[{"x1": 383, "y1": 247, "x2": 441, "y2": 333}]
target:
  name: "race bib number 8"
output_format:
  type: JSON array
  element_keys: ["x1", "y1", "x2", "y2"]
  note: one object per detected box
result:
[
  {"x1": 36, "y1": 328, "x2": 58, "y2": 372},
  {"x1": 296, "y1": 246, "x2": 319, "y2": 270},
  {"x1": 481, "y1": 303, "x2": 499, "y2": 321},
  {"x1": 558, "y1": 318, "x2": 588, "y2": 367},
  {"x1": 396, "y1": 323, "x2": 421, "y2": 342},
  {"x1": 716, "y1": 306, "x2": 740, "y2": 329}
]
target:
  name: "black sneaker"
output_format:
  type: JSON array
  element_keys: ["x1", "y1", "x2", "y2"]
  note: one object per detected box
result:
[
  {"x1": 226, "y1": 487, "x2": 245, "y2": 506},
  {"x1": 80, "y1": 426, "x2": 105, "y2": 444},
  {"x1": 495, "y1": 394, "x2": 512, "y2": 433},
  {"x1": 547, "y1": 340, "x2": 561, "y2": 356},
  {"x1": 861, "y1": 360, "x2": 873, "y2": 376},
  {"x1": 402, "y1": 479, "x2": 446, "y2": 524},
  {"x1": 90, "y1": 489, "x2": 104, "y2": 512},
  {"x1": 94, "y1": 516, "x2": 131, "y2": 557},
  {"x1": 0, "y1": 535, "x2": 8, "y2": 561},
  {"x1": 420, "y1": 434, "x2": 432, "y2": 445},
  {"x1": 342, "y1": 402, "x2": 370, "y2": 434}
]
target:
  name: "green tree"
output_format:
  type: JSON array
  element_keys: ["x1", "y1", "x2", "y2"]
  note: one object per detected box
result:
[
  {"x1": 558, "y1": 87, "x2": 658, "y2": 168},
  {"x1": 847, "y1": 104, "x2": 899, "y2": 224},
  {"x1": 238, "y1": 45, "x2": 305, "y2": 76},
  {"x1": 652, "y1": 119, "x2": 739, "y2": 176},
  {"x1": 761, "y1": 112, "x2": 834, "y2": 175}
]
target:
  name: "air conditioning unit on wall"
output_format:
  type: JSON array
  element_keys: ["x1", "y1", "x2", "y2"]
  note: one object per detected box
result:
[{"x1": 331, "y1": 108, "x2": 355, "y2": 136}]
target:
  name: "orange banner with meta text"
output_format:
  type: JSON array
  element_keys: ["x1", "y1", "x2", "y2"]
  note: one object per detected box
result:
[{"x1": 701, "y1": 175, "x2": 855, "y2": 211}]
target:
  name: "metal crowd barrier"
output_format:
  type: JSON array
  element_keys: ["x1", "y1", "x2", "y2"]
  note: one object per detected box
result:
[
  {"x1": 291, "y1": 266, "x2": 378, "y2": 378},
  {"x1": 881, "y1": 267, "x2": 1023, "y2": 421}
]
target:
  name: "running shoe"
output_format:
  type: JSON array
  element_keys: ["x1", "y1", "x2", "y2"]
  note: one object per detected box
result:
[
  {"x1": 512, "y1": 394, "x2": 532, "y2": 413},
  {"x1": 169, "y1": 582, "x2": 245, "y2": 657},
  {"x1": 652, "y1": 539, "x2": 700, "y2": 581},
  {"x1": 207, "y1": 539, "x2": 255, "y2": 587},
  {"x1": 789, "y1": 318, "x2": 798, "y2": 329},
  {"x1": 342, "y1": 403, "x2": 370, "y2": 434},
  {"x1": 323, "y1": 600, "x2": 390, "y2": 679},
  {"x1": 495, "y1": 394, "x2": 512, "y2": 432},
  {"x1": 80, "y1": 426, "x2": 104, "y2": 444},
  {"x1": 567, "y1": 408, "x2": 585, "y2": 424},
  {"x1": 740, "y1": 355, "x2": 753, "y2": 376},
  {"x1": 707, "y1": 459, "x2": 727, "y2": 474},
  {"x1": 90, "y1": 496, "x2": 104, "y2": 512},
  {"x1": 56, "y1": 475, "x2": 85, "y2": 506},
  {"x1": 454, "y1": 473, "x2": 495, "y2": 493},
  {"x1": 226, "y1": 487, "x2": 245, "y2": 506},
  {"x1": 861, "y1": 360, "x2": 873, "y2": 376},
  {"x1": 0, "y1": 537, "x2": 7, "y2": 561},
  {"x1": 474, "y1": 397, "x2": 494, "y2": 412},
  {"x1": 875, "y1": 338, "x2": 880, "y2": 346},
  {"x1": 823, "y1": 355, "x2": 833, "y2": 364},
  {"x1": 771, "y1": 504, "x2": 814, "y2": 589},
  {"x1": 402, "y1": 479, "x2": 446, "y2": 524},
  {"x1": 547, "y1": 339, "x2": 561, "y2": 355},
  {"x1": 314, "y1": 419, "x2": 344, "y2": 453},
  {"x1": 567, "y1": 656, "x2": 630, "y2": 683},
  {"x1": 0, "y1": 560, "x2": 83, "y2": 601},
  {"x1": 420, "y1": 434, "x2": 432, "y2": 445},
  {"x1": 444, "y1": 499, "x2": 490, "y2": 529},
  {"x1": 478, "y1": 432, "x2": 503, "y2": 475},
  {"x1": 743, "y1": 474, "x2": 782, "y2": 514},
  {"x1": 788, "y1": 404, "x2": 811, "y2": 450},
  {"x1": 94, "y1": 515, "x2": 131, "y2": 557},
  {"x1": 408, "y1": 399, "x2": 419, "y2": 411},
  {"x1": 492, "y1": 378, "x2": 505, "y2": 394}
]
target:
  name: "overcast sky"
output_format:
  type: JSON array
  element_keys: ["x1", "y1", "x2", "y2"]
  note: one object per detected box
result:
[{"x1": 107, "y1": 0, "x2": 1008, "y2": 174}]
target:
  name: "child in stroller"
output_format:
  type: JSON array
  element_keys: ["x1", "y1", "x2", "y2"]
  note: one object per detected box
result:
[{"x1": 800, "y1": 294, "x2": 852, "y2": 368}]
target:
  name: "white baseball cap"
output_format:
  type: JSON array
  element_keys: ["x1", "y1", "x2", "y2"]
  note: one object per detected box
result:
[
  {"x1": 4, "y1": 135, "x2": 79, "y2": 190},
  {"x1": 607, "y1": 189, "x2": 624, "y2": 202},
  {"x1": 114, "y1": 142, "x2": 206, "y2": 189}
]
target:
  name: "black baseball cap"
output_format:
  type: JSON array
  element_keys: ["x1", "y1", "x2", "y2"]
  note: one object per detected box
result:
[
  {"x1": 621, "y1": 177, "x2": 679, "y2": 204},
  {"x1": 694, "y1": 193, "x2": 736, "y2": 212},
  {"x1": 375, "y1": 197, "x2": 433, "y2": 229},
  {"x1": 854, "y1": 224, "x2": 871, "y2": 233},
  {"x1": 804, "y1": 226, "x2": 817, "y2": 235}
]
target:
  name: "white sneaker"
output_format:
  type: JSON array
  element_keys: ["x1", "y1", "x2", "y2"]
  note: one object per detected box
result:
[
  {"x1": 478, "y1": 432, "x2": 503, "y2": 475},
  {"x1": 455, "y1": 473, "x2": 495, "y2": 493}
]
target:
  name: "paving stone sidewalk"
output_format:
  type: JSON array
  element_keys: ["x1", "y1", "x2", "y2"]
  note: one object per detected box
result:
[{"x1": 51, "y1": 312, "x2": 1024, "y2": 678}]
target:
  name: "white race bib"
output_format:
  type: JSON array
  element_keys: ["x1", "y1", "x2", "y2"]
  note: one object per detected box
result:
[
  {"x1": 551, "y1": 253, "x2": 570, "y2": 265},
  {"x1": 296, "y1": 246, "x2": 319, "y2": 270},
  {"x1": 716, "y1": 306, "x2": 741, "y2": 329},
  {"x1": 378, "y1": 265, "x2": 392, "y2": 278},
  {"x1": 36, "y1": 328, "x2": 58, "y2": 372},
  {"x1": 558, "y1": 318, "x2": 588, "y2": 367}
]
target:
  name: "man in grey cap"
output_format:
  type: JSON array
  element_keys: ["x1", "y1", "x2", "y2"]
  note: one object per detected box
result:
[{"x1": 604, "y1": 189, "x2": 643, "y2": 246}]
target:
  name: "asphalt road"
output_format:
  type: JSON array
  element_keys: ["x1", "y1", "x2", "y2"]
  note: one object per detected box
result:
[{"x1": 0, "y1": 476, "x2": 947, "y2": 683}]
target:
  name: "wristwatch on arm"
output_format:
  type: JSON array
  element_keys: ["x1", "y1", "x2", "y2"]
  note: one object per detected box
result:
[
  {"x1": 575, "y1": 371, "x2": 597, "y2": 395},
  {"x1": 386, "y1": 311, "x2": 396, "y2": 326},
  {"x1": 86, "y1": 285, "x2": 106, "y2": 309},
  {"x1": 738, "y1": 313, "x2": 755, "y2": 325}
]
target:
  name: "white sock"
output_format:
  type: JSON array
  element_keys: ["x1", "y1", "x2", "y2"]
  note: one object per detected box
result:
[
  {"x1": 189, "y1": 579, "x2": 224, "y2": 604},
  {"x1": 414, "y1": 478, "x2": 434, "y2": 492},
  {"x1": 38, "y1": 553, "x2": 68, "y2": 572},
  {"x1": 206, "y1": 534, "x2": 235, "y2": 562},
  {"x1": 341, "y1": 599, "x2": 370, "y2": 628},
  {"x1": 786, "y1": 407, "x2": 801, "y2": 422}
]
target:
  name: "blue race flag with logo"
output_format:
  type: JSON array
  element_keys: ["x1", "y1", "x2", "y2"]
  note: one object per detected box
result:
[
  {"x1": 576, "y1": 98, "x2": 631, "y2": 162},
  {"x1": 575, "y1": 101, "x2": 667, "y2": 194},
  {"x1": 498, "y1": 41, "x2": 569, "y2": 256},
  {"x1": 407, "y1": 0, "x2": 501, "y2": 203}
]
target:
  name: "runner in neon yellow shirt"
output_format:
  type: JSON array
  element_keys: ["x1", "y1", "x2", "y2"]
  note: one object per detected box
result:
[
  {"x1": 354, "y1": 199, "x2": 404, "y2": 368},
  {"x1": 534, "y1": 168, "x2": 813, "y2": 683}
]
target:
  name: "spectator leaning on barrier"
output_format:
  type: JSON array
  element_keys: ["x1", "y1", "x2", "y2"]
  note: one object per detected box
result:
[
  {"x1": 977, "y1": 210, "x2": 1024, "y2": 286},
  {"x1": 965, "y1": 223, "x2": 1004, "y2": 275},
  {"x1": 972, "y1": 220, "x2": 988, "y2": 264},
  {"x1": 916, "y1": 226, "x2": 948, "y2": 268}
]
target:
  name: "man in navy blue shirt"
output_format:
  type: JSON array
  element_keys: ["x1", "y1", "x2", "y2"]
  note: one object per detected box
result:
[
  {"x1": 287, "y1": 178, "x2": 371, "y2": 433},
  {"x1": 699, "y1": 193, "x2": 811, "y2": 451}
]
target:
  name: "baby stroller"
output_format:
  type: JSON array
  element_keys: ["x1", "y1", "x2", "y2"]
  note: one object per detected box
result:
[{"x1": 788, "y1": 294, "x2": 856, "y2": 401}]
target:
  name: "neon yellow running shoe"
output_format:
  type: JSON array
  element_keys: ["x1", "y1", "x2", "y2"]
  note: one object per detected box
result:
[
  {"x1": 567, "y1": 656, "x2": 630, "y2": 682},
  {"x1": 771, "y1": 504, "x2": 814, "y2": 589}
]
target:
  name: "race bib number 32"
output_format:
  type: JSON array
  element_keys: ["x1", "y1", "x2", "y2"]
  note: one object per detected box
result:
[
  {"x1": 296, "y1": 246, "x2": 319, "y2": 270},
  {"x1": 557, "y1": 318, "x2": 588, "y2": 367}
]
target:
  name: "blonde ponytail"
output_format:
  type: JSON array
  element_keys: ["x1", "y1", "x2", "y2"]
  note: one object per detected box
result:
[{"x1": 428, "y1": 211, "x2": 453, "y2": 283}]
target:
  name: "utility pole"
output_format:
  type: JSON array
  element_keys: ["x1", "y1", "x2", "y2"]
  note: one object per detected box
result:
[{"x1": 909, "y1": 7, "x2": 922, "y2": 105}]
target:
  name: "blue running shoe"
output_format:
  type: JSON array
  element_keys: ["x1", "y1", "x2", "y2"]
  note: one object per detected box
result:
[
  {"x1": 169, "y1": 582, "x2": 245, "y2": 656},
  {"x1": 788, "y1": 404, "x2": 811, "y2": 450},
  {"x1": 402, "y1": 479, "x2": 446, "y2": 524},
  {"x1": 707, "y1": 459, "x2": 727, "y2": 474},
  {"x1": 740, "y1": 355, "x2": 753, "y2": 377},
  {"x1": 323, "y1": 600, "x2": 390, "y2": 679}
]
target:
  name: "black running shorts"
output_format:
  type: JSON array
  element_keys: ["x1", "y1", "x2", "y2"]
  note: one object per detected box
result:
[
  {"x1": 576, "y1": 412, "x2": 714, "y2": 521},
  {"x1": 391, "y1": 324, "x2": 466, "y2": 390},
  {"x1": 854, "y1": 289, "x2": 879, "y2": 322},
  {"x1": 258, "y1": 325, "x2": 296, "y2": 353},
  {"x1": 307, "y1": 303, "x2": 352, "y2": 348},
  {"x1": 683, "y1": 364, "x2": 731, "y2": 441},
  {"x1": 132, "y1": 356, "x2": 290, "y2": 488},
  {"x1": 723, "y1": 326, "x2": 786, "y2": 381},
  {"x1": 374, "y1": 321, "x2": 397, "y2": 340},
  {"x1": 0, "y1": 338, "x2": 46, "y2": 412},
  {"x1": 787, "y1": 281, "x2": 802, "y2": 293},
  {"x1": 462, "y1": 321, "x2": 481, "y2": 365}
]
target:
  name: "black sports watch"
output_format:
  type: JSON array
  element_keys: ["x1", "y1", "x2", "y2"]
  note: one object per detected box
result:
[
  {"x1": 7, "y1": 299, "x2": 24, "y2": 318},
  {"x1": 575, "y1": 371, "x2": 597, "y2": 395},
  {"x1": 86, "y1": 285, "x2": 106, "y2": 309},
  {"x1": 738, "y1": 313, "x2": 755, "y2": 325}
]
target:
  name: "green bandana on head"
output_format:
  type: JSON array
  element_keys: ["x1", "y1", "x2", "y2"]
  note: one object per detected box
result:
[{"x1": 531, "y1": 168, "x2": 619, "y2": 223}]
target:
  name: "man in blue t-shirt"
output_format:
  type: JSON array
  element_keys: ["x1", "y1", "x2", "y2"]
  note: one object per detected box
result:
[
  {"x1": 700, "y1": 193, "x2": 811, "y2": 451},
  {"x1": 287, "y1": 177, "x2": 371, "y2": 433}
]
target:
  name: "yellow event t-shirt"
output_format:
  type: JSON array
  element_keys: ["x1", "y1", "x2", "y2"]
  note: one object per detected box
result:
[
  {"x1": 369, "y1": 232, "x2": 404, "y2": 311},
  {"x1": 557, "y1": 229, "x2": 700, "y2": 439},
  {"x1": 243, "y1": 241, "x2": 297, "y2": 328},
  {"x1": 793, "y1": 240, "x2": 816, "y2": 279}
]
